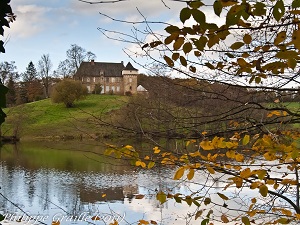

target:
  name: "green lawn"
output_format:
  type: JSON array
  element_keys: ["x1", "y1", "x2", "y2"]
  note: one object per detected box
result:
[{"x1": 2, "y1": 95, "x2": 129, "y2": 140}]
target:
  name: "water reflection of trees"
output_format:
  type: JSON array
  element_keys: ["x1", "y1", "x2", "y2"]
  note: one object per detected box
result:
[{"x1": 0, "y1": 141, "x2": 201, "y2": 224}]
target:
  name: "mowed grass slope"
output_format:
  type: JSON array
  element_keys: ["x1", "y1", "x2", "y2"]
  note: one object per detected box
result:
[{"x1": 3, "y1": 95, "x2": 128, "y2": 139}]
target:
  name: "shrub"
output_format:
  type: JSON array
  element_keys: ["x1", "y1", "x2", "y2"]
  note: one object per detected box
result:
[{"x1": 51, "y1": 79, "x2": 88, "y2": 108}]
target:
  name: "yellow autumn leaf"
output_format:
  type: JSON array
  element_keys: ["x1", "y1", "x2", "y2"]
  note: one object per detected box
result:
[
  {"x1": 226, "y1": 150, "x2": 235, "y2": 159},
  {"x1": 148, "y1": 161, "x2": 155, "y2": 169},
  {"x1": 221, "y1": 214, "x2": 229, "y2": 223},
  {"x1": 124, "y1": 145, "x2": 133, "y2": 150},
  {"x1": 200, "y1": 140, "x2": 214, "y2": 150},
  {"x1": 140, "y1": 162, "x2": 146, "y2": 168},
  {"x1": 266, "y1": 179, "x2": 275, "y2": 185},
  {"x1": 187, "y1": 168, "x2": 195, "y2": 180},
  {"x1": 233, "y1": 177, "x2": 243, "y2": 188},
  {"x1": 255, "y1": 169, "x2": 267, "y2": 180},
  {"x1": 144, "y1": 155, "x2": 150, "y2": 160},
  {"x1": 281, "y1": 209, "x2": 293, "y2": 216},
  {"x1": 174, "y1": 166, "x2": 185, "y2": 180},
  {"x1": 52, "y1": 221, "x2": 60, "y2": 225},
  {"x1": 153, "y1": 147, "x2": 161, "y2": 154},
  {"x1": 277, "y1": 218, "x2": 291, "y2": 224},
  {"x1": 102, "y1": 193, "x2": 106, "y2": 198},
  {"x1": 259, "y1": 184, "x2": 268, "y2": 197},
  {"x1": 186, "y1": 140, "x2": 190, "y2": 146},
  {"x1": 250, "y1": 182, "x2": 260, "y2": 189},
  {"x1": 274, "y1": 31, "x2": 286, "y2": 45},
  {"x1": 226, "y1": 141, "x2": 237, "y2": 149},
  {"x1": 247, "y1": 210, "x2": 257, "y2": 217},
  {"x1": 189, "y1": 151, "x2": 201, "y2": 157},
  {"x1": 240, "y1": 168, "x2": 252, "y2": 179},
  {"x1": 109, "y1": 220, "x2": 118, "y2": 225},
  {"x1": 206, "y1": 165, "x2": 215, "y2": 174},
  {"x1": 242, "y1": 134, "x2": 250, "y2": 145},
  {"x1": 217, "y1": 192, "x2": 229, "y2": 200},
  {"x1": 235, "y1": 153, "x2": 244, "y2": 162},
  {"x1": 264, "y1": 152, "x2": 277, "y2": 161}
]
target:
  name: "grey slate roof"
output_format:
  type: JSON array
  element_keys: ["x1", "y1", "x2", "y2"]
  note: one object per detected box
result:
[
  {"x1": 74, "y1": 61, "x2": 125, "y2": 77},
  {"x1": 124, "y1": 62, "x2": 138, "y2": 71}
]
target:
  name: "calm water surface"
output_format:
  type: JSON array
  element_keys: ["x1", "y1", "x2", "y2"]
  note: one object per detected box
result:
[{"x1": 0, "y1": 140, "x2": 204, "y2": 225}]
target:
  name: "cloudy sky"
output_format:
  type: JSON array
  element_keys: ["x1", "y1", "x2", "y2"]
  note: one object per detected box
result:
[{"x1": 2, "y1": 0, "x2": 184, "y2": 74}]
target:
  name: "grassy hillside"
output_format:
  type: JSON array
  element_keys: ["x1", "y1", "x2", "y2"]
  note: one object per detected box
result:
[{"x1": 2, "y1": 95, "x2": 129, "y2": 140}]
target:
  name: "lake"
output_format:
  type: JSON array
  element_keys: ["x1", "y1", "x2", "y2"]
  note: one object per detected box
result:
[{"x1": 0, "y1": 140, "x2": 210, "y2": 225}]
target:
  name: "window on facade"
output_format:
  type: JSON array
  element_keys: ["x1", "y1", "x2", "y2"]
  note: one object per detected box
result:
[
  {"x1": 93, "y1": 77, "x2": 96, "y2": 82},
  {"x1": 130, "y1": 86, "x2": 132, "y2": 90},
  {"x1": 111, "y1": 77, "x2": 115, "y2": 83},
  {"x1": 87, "y1": 86, "x2": 91, "y2": 93},
  {"x1": 116, "y1": 86, "x2": 120, "y2": 92},
  {"x1": 87, "y1": 77, "x2": 90, "y2": 82},
  {"x1": 105, "y1": 86, "x2": 110, "y2": 92},
  {"x1": 101, "y1": 85, "x2": 104, "y2": 94},
  {"x1": 111, "y1": 86, "x2": 115, "y2": 92},
  {"x1": 106, "y1": 77, "x2": 109, "y2": 83},
  {"x1": 129, "y1": 78, "x2": 132, "y2": 83}
]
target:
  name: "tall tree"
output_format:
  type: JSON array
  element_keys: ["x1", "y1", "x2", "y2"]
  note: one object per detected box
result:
[
  {"x1": 38, "y1": 54, "x2": 52, "y2": 98},
  {"x1": 23, "y1": 61, "x2": 43, "y2": 102},
  {"x1": 0, "y1": 61, "x2": 18, "y2": 85},
  {"x1": 23, "y1": 61, "x2": 38, "y2": 82},
  {"x1": 6, "y1": 75, "x2": 16, "y2": 106},
  {"x1": 55, "y1": 59, "x2": 72, "y2": 78},
  {"x1": 66, "y1": 44, "x2": 96, "y2": 75}
]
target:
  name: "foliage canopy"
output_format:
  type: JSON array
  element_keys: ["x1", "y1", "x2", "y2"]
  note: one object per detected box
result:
[{"x1": 51, "y1": 79, "x2": 88, "y2": 108}]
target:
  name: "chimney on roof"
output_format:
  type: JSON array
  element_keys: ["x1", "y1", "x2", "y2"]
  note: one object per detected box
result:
[
  {"x1": 121, "y1": 61, "x2": 124, "y2": 65},
  {"x1": 91, "y1": 59, "x2": 95, "y2": 65}
]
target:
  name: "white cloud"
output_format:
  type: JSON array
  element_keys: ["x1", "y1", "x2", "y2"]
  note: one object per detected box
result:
[
  {"x1": 70, "y1": 0, "x2": 183, "y2": 19},
  {"x1": 7, "y1": 4, "x2": 51, "y2": 38}
]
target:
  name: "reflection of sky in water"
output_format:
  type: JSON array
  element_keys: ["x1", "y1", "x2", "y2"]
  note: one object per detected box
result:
[
  {"x1": 1, "y1": 160, "x2": 241, "y2": 225},
  {"x1": 0, "y1": 146, "x2": 296, "y2": 225}
]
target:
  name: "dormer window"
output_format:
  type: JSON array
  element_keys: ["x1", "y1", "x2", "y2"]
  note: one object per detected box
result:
[
  {"x1": 87, "y1": 77, "x2": 90, "y2": 82},
  {"x1": 100, "y1": 71, "x2": 104, "y2": 75}
]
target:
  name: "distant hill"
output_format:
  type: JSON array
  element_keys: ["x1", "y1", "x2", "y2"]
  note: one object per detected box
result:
[{"x1": 2, "y1": 95, "x2": 129, "y2": 140}]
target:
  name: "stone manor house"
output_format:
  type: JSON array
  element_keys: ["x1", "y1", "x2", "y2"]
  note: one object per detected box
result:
[{"x1": 74, "y1": 60, "x2": 138, "y2": 95}]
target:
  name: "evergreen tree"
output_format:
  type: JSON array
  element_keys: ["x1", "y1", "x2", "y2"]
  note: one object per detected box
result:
[
  {"x1": 6, "y1": 75, "x2": 16, "y2": 106},
  {"x1": 23, "y1": 61, "x2": 37, "y2": 82}
]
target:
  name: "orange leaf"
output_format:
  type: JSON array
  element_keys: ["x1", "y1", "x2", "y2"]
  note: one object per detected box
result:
[
  {"x1": 135, "y1": 194, "x2": 145, "y2": 199},
  {"x1": 174, "y1": 167, "x2": 185, "y2": 180},
  {"x1": 221, "y1": 214, "x2": 229, "y2": 223},
  {"x1": 91, "y1": 216, "x2": 101, "y2": 221},
  {"x1": 52, "y1": 221, "x2": 60, "y2": 225},
  {"x1": 153, "y1": 147, "x2": 161, "y2": 154}
]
